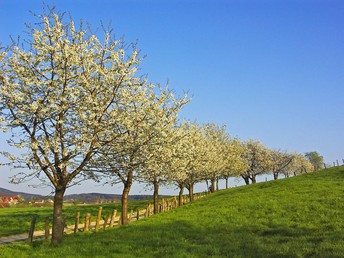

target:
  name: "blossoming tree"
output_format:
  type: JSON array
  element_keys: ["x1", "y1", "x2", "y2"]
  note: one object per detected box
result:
[
  {"x1": 241, "y1": 140, "x2": 272, "y2": 184},
  {"x1": 270, "y1": 150, "x2": 293, "y2": 180},
  {"x1": 283, "y1": 153, "x2": 314, "y2": 177},
  {"x1": 87, "y1": 85, "x2": 188, "y2": 222},
  {"x1": 220, "y1": 138, "x2": 247, "y2": 189},
  {"x1": 0, "y1": 11, "x2": 143, "y2": 244}
]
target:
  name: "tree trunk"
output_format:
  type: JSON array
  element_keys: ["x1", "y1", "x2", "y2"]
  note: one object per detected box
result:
[
  {"x1": 188, "y1": 182, "x2": 194, "y2": 202},
  {"x1": 178, "y1": 183, "x2": 184, "y2": 206},
  {"x1": 242, "y1": 175, "x2": 250, "y2": 185},
  {"x1": 210, "y1": 178, "x2": 215, "y2": 192},
  {"x1": 273, "y1": 172, "x2": 278, "y2": 180},
  {"x1": 121, "y1": 185, "x2": 130, "y2": 225},
  {"x1": 153, "y1": 180, "x2": 159, "y2": 214},
  {"x1": 251, "y1": 175, "x2": 257, "y2": 184},
  {"x1": 52, "y1": 186, "x2": 66, "y2": 245},
  {"x1": 121, "y1": 174, "x2": 133, "y2": 225},
  {"x1": 225, "y1": 176, "x2": 229, "y2": 189},
  {"x1": 216, "y1": 177, "x2": 219, "y2": 191}
]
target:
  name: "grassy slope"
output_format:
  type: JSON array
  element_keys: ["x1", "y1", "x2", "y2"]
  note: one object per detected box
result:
[
  {"x1": 0, "y1": 199, "x2": 152, "y2": 237},
  {"x1": 1, "y1": 167, "x2": 343, "y2": 257}
]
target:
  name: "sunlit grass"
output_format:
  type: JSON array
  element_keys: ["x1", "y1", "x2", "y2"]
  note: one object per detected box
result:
[
  {"x1": 1, "y1": 167, "x2": 343, "y2": 257},
  {"x1": 0, "y1": 199, "x2": 152, "y2": 237}
]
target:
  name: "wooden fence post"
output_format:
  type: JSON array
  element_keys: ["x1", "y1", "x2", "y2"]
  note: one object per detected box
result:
[
  {"x1": 74, "y1": 211, "x2": 80, "y2": 234},
  {"x1": 27, "y1": 216, "x2": 36, "y2": 244},
  {"x1": 88, "y1": 213, "x2": 92, "y2": 230},
  {"x1": 95, "y1": 206, "x2": 103, "y2": 232},
  {"x1": 136, "y1": 209, "x2": 140, "y2": 221},
  {"x1": 118, "y1": 215, "x2": 122, "y2": 225},
  {"x1": 84, "y1": 213, "x2": 90, "y2": 231},
  {"x1": 103, "y1": 214, "x2": 110, "y2": 231},
  {"x1": 128, "y1": 210, "x2": 133, "y2": 222},
  {"x1": 146, "y1": 205, "x2": 149, "y2": 217},
  {"x1": 62, "y1": 216, "x2": 67, "y2": 236},
  {"x1": 109, "y1": 209, "x2": 117, "y2": 227},
  {"x1": 45, "y1": 217, "x2": 50, "y2": 240}
]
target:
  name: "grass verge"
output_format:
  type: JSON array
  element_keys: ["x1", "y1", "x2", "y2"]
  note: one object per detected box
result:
[{"x1": 0, "y1": 167, "x2": 343, "y2": 257}]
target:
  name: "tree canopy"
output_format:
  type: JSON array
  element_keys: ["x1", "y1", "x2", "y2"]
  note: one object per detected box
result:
[{"x1": 0, "y1": 7, "x2": 324, "y2": 245}]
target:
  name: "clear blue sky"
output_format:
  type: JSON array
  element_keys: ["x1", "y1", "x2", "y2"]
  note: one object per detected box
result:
[{"x1": 0, "y1": 0, "x2": 343, "y2": 195}]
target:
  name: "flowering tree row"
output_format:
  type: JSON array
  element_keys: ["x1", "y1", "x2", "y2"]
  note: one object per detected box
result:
[
  {"x1": 130, "y1": 122, "x2": 314, "y2": 215},
  {"x1": 0, "y1": 10, "x2": 188, "y2": 244},
  {"x1": 0, "y1": 9, "x2": 313, "y2": 245}
]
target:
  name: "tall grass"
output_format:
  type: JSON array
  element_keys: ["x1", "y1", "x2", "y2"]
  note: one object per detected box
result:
[{"x1": 1, "y1": 167, "x2": 343, "y2": 257}]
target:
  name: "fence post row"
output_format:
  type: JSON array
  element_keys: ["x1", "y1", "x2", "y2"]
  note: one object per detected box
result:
[{"x1": 26, "y1": 192, "x2": 207, "y2": 243}]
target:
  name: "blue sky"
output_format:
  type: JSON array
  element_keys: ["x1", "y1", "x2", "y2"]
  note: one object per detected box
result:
[{"x1": 0, "y1": 0, "x2": 343, "y2": 195}]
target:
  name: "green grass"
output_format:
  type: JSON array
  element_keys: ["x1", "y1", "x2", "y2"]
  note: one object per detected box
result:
[
  {"x1": 0, "y1": 199, "x2": 152, "y2": 237},
  {"x1": 1, "y1": 167, "x2": 343, "y2": 257}
]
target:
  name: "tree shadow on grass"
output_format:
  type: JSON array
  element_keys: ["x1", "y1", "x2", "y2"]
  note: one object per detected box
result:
[{"x1": 30, "y1": 219, "x2": 336, "y2": 258}]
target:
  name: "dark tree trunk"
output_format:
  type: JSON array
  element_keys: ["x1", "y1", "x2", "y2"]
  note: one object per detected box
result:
[
  {"x1": 210, "y1": 177, "x2": 215, "y2": 192},
  {"x1": 52, "y1": 186, "x2": 66, "y2": 245},
  {"x1": 153, "y1": 180, "x2": 159, "y2": 214},
  {"x1": 251, "y1": 175, "x2": 257, "y2": 184},
  {"x1": 242, "y1": 175, "x2": 250, "y2": 185},
  {"x1": 121, "y1": 172, "x2": 133, "y2": 225},
  {"x1": 188, "y1": 182, "x2": 194, "y2": 202},
  {"x1": 121, "y1": 185, "x2": 130, "y2": 225},
  {"x1": 216, "y1": 177, "x2": 219, "y2": 191},
  {"x1": 225, "y1": 176, "x2": 229, "y2": 189},
  {"x1": 273, "y1": 172, "x2": 279, "y2": 180},
  {"x1": 178, "y1": 183, "x2": 184, "y2": 207}
]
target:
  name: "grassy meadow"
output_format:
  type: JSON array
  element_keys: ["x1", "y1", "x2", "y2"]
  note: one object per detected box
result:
[
  {"x1": 0, "y1": 167, "x2": 343, "y2": 257},
  {"x1": 0, "y1": 199, "x2": 152, "y2": 237}
]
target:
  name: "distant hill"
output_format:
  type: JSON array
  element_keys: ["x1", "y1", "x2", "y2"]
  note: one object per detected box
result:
[
  {"x1": 0, "y1": 187, "x2": 45, "y2": 200},
  {"x1": 64, "y1": 193, "x2": 155, "y2": 202},
  {"x1": 0, "y1": 187, "x2": 165, "y2": 202}
]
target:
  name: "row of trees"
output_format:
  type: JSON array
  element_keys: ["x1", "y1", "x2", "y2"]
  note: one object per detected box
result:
[{"x1": 0, "y1": 9, "x2": 315, "y2": 245}]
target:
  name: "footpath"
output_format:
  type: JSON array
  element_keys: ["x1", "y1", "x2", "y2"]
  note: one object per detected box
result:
[
  {"x1": 0, "y1": 223, "x2": 87, "y2": 245},
  {"x1": 0, "y1": 231, "x2": 45, "y2": 244}
]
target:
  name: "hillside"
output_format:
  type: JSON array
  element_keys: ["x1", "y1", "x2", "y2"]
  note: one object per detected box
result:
[
  {"x1": 1, "y1": 167, "x2": 343, "y2": 257},
  {"x1": 0, "y1": 187, "x2": 44, "y2": 201}
]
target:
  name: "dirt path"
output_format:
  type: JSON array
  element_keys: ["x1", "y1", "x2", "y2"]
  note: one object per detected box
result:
[
  {"x1": 0, "y1": 223, "x2": 88, "y2": 245},
  {"x1": 0, "y1": 231, "x2": 45, "y2": 244},
  {"x1": 0, "y1": 219, "x2": 123, "y2": 245}
]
